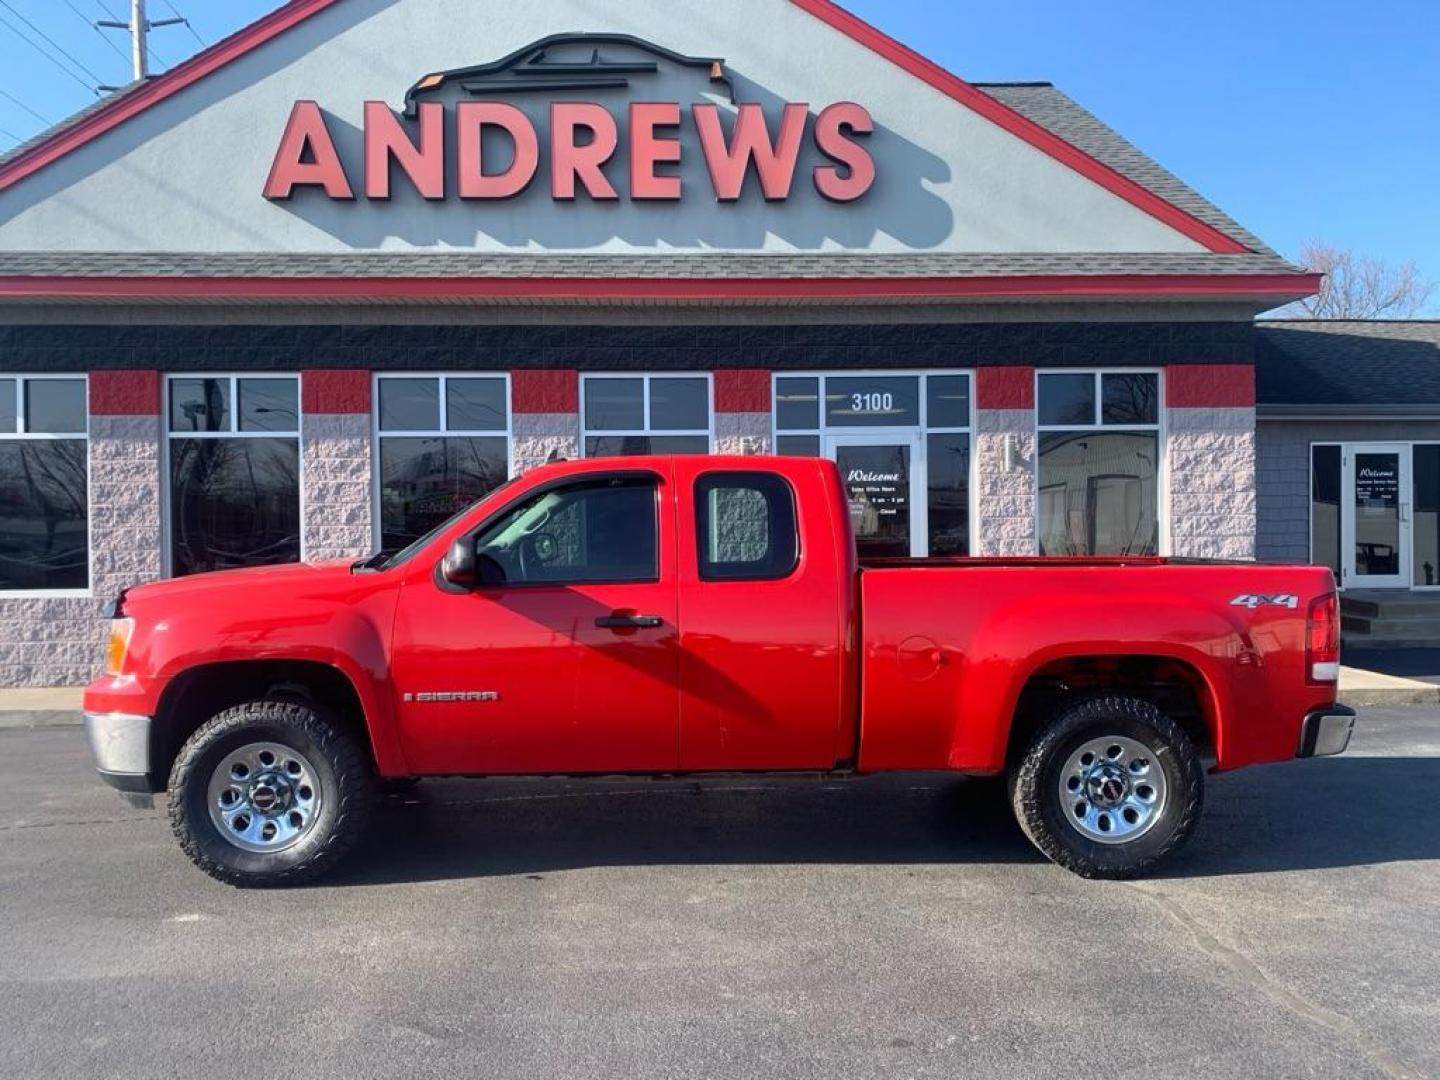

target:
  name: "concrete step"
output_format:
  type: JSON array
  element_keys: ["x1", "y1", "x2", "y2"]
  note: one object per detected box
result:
[
  {"x1": 1341, "y1": 596, "x2": 1440, "y2": 618},
  {"x1": 1342, "y1": 614, "x2": 1440, "y2": 645}
]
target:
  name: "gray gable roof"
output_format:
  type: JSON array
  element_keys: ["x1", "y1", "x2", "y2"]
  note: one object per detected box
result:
[
  {"x1": 974, "y1": 83, "x2": 1276, "y2": 258},
  {"x1": 1256, "y1": 320, "x2": 1440, "y2": 414}
]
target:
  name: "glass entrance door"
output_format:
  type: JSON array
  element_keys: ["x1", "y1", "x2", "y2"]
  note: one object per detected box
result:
[
  {"x1": 824, "y1": 433, "x2": 925, "y2": 558},
  {"x1": 1344, "y1": 444, "x2": 1410, "y2": 589}
]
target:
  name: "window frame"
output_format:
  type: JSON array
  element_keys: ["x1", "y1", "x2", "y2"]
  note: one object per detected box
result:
[
  {"x1": 0, "y1": 373, "x2": 91, "y2": 598},
  {"x1": 693, "y1": 470, "x2": 801, "y2": 582},
  {"x1": 770, "y1": 370, "x2": 975, "y2": 559},
  {"x1": 580, "y1": 373, "x2": 714, "y2": 457},
  {"x1": 1034, "y1": 368, "x2": 1167, "y2": 557},
  {"x1": 371, "y1": 372, "x2": 514, "y2": 550},
  {"x1": 163, "y1": 373, "x2": 304, "y2": 577}
]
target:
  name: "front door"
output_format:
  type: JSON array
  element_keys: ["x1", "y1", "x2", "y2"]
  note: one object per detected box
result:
[
  {"x1": 824, "y1": 433, "x2": 926, "y2": 558},
  {"x1": 1344, "y1": 444, "x2": 1410, "y2": 589},
  {"x1": 390, "y1": 471, "x2": 681, "y2": 774}
]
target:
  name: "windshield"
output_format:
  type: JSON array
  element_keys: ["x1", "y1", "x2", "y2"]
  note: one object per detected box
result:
[{"x1": 366, "y1": 477, "x2": 520, "y2": 570}]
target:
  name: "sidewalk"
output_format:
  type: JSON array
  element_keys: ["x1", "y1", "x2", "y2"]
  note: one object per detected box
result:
[{"x1": 1, "y1": 662, "x2": 1436, "y2": 724}]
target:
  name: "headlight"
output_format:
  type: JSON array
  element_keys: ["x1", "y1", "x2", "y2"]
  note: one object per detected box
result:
[{"x1": 104, "y1": 618, "x2": 135, "y2": 677}]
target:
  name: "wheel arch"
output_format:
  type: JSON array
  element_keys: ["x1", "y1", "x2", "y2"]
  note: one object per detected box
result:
[
  {"x1": 149, "y1": 659, "x2": 387, "y2": 791},
  {"x1": 1002, "y1": 652, "x2": 1222, "y2": 773}
]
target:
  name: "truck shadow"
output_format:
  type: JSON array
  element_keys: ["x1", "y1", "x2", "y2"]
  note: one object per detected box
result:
[{"x1": 326, "y1": 755, "x2": 1440, "y2": 886}]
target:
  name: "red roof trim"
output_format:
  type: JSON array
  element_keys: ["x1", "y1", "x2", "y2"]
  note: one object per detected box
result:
[
  {"x1": 1, "y1": 0, "x2": 1251, "y2": 258},
  {"x1": 787, "y1": 0, "x2": 1250, "y2": 254},
  {"x1": 0, "y1": 273, "x2": 1320, "y2": 301},
  {"x1": 0, "y1": 0, "x2": 342, "y2": 193}
]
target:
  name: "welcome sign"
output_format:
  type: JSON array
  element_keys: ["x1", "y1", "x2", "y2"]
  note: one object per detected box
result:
[{"x1": 263, "y1": 33, "x2": 876, "y2": 204}]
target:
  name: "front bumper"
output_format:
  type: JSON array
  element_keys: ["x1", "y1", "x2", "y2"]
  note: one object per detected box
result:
[
  {"x1": 1297, "y1": 704, "x2": 1356, "y2": 758},
  {"x1": 83, "y1": 711, "x2": 154, "y2": 793}
]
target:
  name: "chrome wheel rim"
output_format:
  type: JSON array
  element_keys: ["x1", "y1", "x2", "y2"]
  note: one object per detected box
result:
[
  {"x1": 1058, "y1": 735, "x2": 1167, "y2": 845},
  {"x1": 207, "y1": 742, "x2": 322, "y2": 853}
]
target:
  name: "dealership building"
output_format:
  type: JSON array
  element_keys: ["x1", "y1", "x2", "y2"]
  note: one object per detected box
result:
[{"x1": 0, "y1": 0, "x2": 1435, "y2": 686}]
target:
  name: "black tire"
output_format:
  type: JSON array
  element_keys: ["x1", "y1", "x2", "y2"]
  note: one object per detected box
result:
[
  {"x1": 167, "y1": 699, "x2": 374, "y2": 888},
  {"x1": 1008, "y1": 695, "x2": 1203, "y2": 879}
]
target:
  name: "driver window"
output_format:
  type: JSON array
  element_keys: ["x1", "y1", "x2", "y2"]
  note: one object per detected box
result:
[{"x1": 473, "y1": 478, "x2": 659, "y2": 585}]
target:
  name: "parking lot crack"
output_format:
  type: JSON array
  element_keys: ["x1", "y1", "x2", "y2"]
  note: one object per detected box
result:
[{"x1": 1128, "y1": 884, "x2": 1422, "y2": 1080}]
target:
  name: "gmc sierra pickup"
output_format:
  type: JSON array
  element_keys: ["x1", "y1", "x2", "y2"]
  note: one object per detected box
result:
[{"x1": 84, "y1": 455, "x2": 1353, "y2": 887}]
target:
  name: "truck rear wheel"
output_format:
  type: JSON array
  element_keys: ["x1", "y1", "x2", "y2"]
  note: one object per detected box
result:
[
  {"x1": 167, "y1": 699, "x2": 374, "y2": 887},
  {"x1": 1009, "y1": 696, "x2": 1203, "y2": 879}
]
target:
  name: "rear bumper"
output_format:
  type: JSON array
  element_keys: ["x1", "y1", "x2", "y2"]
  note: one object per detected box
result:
[
  {"x1": 1297, "y1": 704, "x2": 1356, "y2": 758},
  {"x1": 84, "y1": 711, "x2": 154, "y2": 793}
]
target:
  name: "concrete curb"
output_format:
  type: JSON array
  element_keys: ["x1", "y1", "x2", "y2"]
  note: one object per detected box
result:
[
  {"x1": 1339, "y1": 687, "x2": 1440, "y2": 708},
  {"x1": 0, "y1": 711, "x2": 84, "y2": 729}
]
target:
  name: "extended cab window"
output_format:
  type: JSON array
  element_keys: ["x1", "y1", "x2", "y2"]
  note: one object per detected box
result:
[
  {"x1": 474, "y1": 477, "x2": 658, "y2": 585},
  {"x1": 695, "y1": 473, "x2": 799, "y2": 581}
]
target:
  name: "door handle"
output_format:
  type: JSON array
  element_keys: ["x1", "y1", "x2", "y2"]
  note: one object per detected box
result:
[{"x1": 595, "y1": 613, "x2": 664, "y2": 629}]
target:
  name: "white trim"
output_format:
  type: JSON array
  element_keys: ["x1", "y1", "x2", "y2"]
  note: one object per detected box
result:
[
  {"x1": 371, "y1": 372, "x2": 514, "y2": 549},
  {"x1": 163, "y1": 373, "x2": 303, "y2": 576},
  {"x1": 1034, "y1": 368, "x2": 1166, "y2": 557},
  {"x1": 1342, "y1": 442, "x2": 1411, "y2": 589},
  {"x1": 770, "y1": 370, "x2": 975, "y2": 558},
  {"x1": 580, "y1": 372, "x2": 715, "y2": 456},
  {"x1": 0, "y1": 373, "x2": 91, "y2": 597}
]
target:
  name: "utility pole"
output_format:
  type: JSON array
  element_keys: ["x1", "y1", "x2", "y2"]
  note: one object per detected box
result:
[{"x1": 99, "y1": 0, "x2": 187, "y2": 83}]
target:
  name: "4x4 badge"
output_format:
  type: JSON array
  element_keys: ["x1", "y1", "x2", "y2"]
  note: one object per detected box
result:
[{"x1": 1229, "y1": 594, "x2": 1300, "y2": 610}]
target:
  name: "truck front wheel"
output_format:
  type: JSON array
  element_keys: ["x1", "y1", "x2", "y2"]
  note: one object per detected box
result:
[
  {"x1": 167, "y1": 699, "x2": 374, "y2": 887},
  {"x1": 1009, "y1": 696, "x2": 1203, "y2": 879}
]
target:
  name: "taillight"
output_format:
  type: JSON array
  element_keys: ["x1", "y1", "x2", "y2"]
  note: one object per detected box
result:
[
  {"x1": 1307, "y1": 593, "x2": 1340, "y2": 683},
  {"x1": 103, "y1": 618, "x2": 135, "y2": 677}
]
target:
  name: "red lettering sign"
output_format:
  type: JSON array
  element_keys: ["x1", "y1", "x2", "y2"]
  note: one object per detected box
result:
[{"x1": 264, "y1": 99, "x2": 875, "y2": 203}]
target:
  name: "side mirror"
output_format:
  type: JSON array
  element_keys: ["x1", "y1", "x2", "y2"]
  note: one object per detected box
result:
[{"x1": 440, "y1": 538, "x2": 477, "y2": 589}]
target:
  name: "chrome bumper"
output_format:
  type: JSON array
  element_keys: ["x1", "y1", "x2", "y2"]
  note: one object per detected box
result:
[
  {"x1": 1298, "y1": 704, "x2": 1356, "y2": 758},
  {"x1": 83, "y1": 711, "x2": 154, "y2": 794}
]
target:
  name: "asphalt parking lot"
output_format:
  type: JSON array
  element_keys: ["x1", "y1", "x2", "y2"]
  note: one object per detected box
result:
[{"x1": 1, "y1": 708, "x2": 1436, "y2": 1080}]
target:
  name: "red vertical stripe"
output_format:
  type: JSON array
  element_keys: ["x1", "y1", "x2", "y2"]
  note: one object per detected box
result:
[
  {"x1": 976, "y1": 366, "x2": 1035, "y2": 410},
  {"x1": 512, "y1": 369, "x2": 579, "y2": 414},
  {"x1": 89, "y1": 370, "x2": 160, "y2": 415}
]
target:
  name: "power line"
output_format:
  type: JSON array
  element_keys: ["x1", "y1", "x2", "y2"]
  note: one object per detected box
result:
[
  {"x1": 0, "y1": 9, "x2": 99, "y2": 96},
  {"x1": 0, "y1": 122, "x2": 24, "y2": 145},
  {"x1": 0, "y1": 86, "x2": 51, "y2": 126},
  {"x1": 157, "y1": 0, "x2": 204, "y2": 47},
  {"x1": 61, "y1": 0, "x2": 131, "y2": 69},
  {"x1": 92, "y1": 0, "x2": 123, "y2": 21},
  {"x1": 0, "y1": 0, "x2": 106, "y2": 85}
]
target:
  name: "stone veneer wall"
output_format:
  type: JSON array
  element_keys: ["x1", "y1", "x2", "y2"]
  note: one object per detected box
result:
[
  {"x1": 975, "y1": 367, "x2": 1037, "y2": 556},
  {"x1": 713, "y1": 370, "x2": 771, "y2": 455},
  {"x1": 511, "y1": 370, "x2": 580, "y2": 473},
  {"x1": 300, "y1": 370, "x2": 373, "y2": 561},
  {"x1": 1165, "y1": 365, "x2": 1257, "y2": 560},
  {"x1": 0, "y1": 371, "x2": 163, "y2": 687}
]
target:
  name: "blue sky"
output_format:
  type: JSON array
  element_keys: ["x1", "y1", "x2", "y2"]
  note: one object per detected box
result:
[{"x1": 1, "y1": 0, "x2": 1436, "y2": 308}]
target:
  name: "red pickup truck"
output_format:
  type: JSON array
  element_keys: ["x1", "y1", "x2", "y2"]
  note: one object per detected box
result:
[{"x1": 84, "y1": 455, "x2": 1352, "y2": 887}]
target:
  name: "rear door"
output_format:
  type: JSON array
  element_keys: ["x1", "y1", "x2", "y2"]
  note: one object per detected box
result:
[
  {"x1": 390, "y1": 468, "x2": 681, "y2": 775},
  {"x1": 674, "y1": 460, "x2": 851, "y2": 770}
]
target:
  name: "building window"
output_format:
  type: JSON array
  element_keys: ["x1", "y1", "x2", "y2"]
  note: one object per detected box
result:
[
  {"x1": 1037, "y1": 371, "x2": 1160, "y2": 556},
  {"x1": 772, "y1": 372, "x2": 972, "y2": 557},
  {"x1": 582, "y1": 374, "x2": 711, "y2": 457},
  {"x1": 167, "y1": 375, "x2": 301, "y2": 577},
  {"x1": 376, "y1": 374, "x2": 511, "y2": 550},
  {"x1": 0, "y1": 375, "x2": 88, "y2": 592}
]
